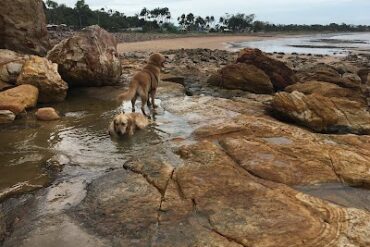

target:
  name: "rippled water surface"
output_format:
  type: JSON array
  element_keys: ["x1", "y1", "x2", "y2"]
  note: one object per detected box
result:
[
  {"x1": 0, "y1": 88, "x2": 190, "y2": 200},
  {"x1": 231, "y1": 32, "x2": 370, "y2": 55}
]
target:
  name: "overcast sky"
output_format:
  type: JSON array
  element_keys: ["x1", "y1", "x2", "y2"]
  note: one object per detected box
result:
[{"x1": 52, "y1": 0, "x2": 370, "y2": 25}]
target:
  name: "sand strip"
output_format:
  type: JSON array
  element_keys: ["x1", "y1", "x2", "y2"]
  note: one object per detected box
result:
[{"x1": 117, "y1": 35, "x2": 274, "y2": 53}]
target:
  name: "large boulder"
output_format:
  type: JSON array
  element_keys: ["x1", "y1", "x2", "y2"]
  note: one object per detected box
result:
[
  {"x1": 236, "y1": 48, "x2": 296, "y2": 90},
  {"x1": 17, "y1": 56, "x2": 68, "y2": 103},
  {"x1": 0, "y1": 0, "x2": 50, "y2": 56},
  {"x1": 0, "y1": 84, "x2": 38, "y2": 114},
  {"x1": 0, "y1": 49, "x2": 28, "y2": 84},
  {"x1": 296, "y1": 63, "x2": 361, "y2": 89},
  {"x1": 47, "y1": 25, "x2": 121, "y2": 87},
  {"x1": 208, "y1": 63, "x2": 274, "y2": 94},
  {"x1": 271, "y1": 91, "x2": 370, "y2": 134},
  {"x1": 285, "y1": 81, "x2": 367, "y2": 105}
]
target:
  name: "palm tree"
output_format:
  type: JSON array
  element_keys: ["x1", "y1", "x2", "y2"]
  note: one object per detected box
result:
[
  {"x1": 140, "y1": 7, "x2": 149, "y2": 21},
  {"x1": 210, "y1": 16, "x2": 215, "y2": 28},
  {"x1": 186, "y1": 13, "x2": 195, "y2": 30}
]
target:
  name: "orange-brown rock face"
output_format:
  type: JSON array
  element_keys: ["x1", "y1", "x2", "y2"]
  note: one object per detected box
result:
[
  {"x1": 2, "y1": 55, "x2": 370, "y2": 247},
  {"x1": 0, "y1": 0, "x2": 50, "y2": 56},
  {"x1": 0, "y1": 84, "x2": 38, "y2": 114},
  {"x1": 236, "y1": 48, "x2": 297, "y2": 90},
  {"x1": 17, "y1": 56, "x2": 68, "y2": 103},
  {"x1": 285, "y1": 80, "x2": 367, "y2": 105},
  {"x1": 35, "y1": 107, "x2": 60, "y2": 121},
  {"x1": 47, "y1": 25, "x2": 121, "y2": 87},
  {"x1": 208, "y1": 63, "x2": 274, "y2": 94},
  {"x1": 272, "y1": 91, "x2": 370, "y2": 134}
]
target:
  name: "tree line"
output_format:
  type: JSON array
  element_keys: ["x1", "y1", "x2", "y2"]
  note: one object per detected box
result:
[{"x1": 44, "y1": 0, "x2": 370, "y2": 33}]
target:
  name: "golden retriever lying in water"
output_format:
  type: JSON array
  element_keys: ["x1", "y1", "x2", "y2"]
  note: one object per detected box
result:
[
  {"x1": 118, "y1": 53, "x2": 167, "y2": 117},
  {"x1": 108, "y1": 112, "x2": 149, "y2": 137}
]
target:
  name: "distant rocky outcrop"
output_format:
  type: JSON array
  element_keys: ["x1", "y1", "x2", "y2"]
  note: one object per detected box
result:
[
  {"x1": 0, "y1": 0, "x2": 50, "y2": 56},
  {"x1": 47, "y1": 25, "x2": 122, "y2": 87},
  {"x1": 208, "y1": 63, "x2": 274, "y2": 94},
  {"x1": 17, "y1": 56, "x2": 68, "y2": 103},
  {"x1": 236, "y1": 48, "x2": 297, "y2": 90},
  {"x1": 208, "y1": 48, "x2": 296, "y2": 94},
  {"x1": 296, "y1": 63, "x2": 361, "y2": 89}
]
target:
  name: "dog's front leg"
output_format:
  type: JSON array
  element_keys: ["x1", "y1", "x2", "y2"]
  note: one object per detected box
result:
[{"x1": 151, "y1": 89, "x2": 158, "y2": 109}]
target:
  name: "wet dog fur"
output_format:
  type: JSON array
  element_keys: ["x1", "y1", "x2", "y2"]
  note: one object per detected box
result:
[
  {"x1": 108, "y1": 111, "x2": 149, "y2": 137},
  {"x1": 118, "y1": 53, "x2": 167, "y2": 117}
]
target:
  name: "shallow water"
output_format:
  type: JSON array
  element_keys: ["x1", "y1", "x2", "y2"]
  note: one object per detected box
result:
[
  {"x1": 0, "y1": 88, "x2": 191, "y2": 200},
  {"x1": 295, "y1": 183, "x2": 370, "y2": 212},
  {"x1": 231, "y1": 32, "x2": 370, "y2": 55}
]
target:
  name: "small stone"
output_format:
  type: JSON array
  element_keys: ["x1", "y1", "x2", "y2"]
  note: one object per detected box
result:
[
  {"x1": 0, "y1": 110, "x2": 15, "y2": 124},
  {"x1": 35, "y1": 107, "x2": 60, "y2": 121}
]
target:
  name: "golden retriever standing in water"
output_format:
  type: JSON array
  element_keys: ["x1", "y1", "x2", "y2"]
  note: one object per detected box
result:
[
  {"x1": 108, "y1": 111, "x2": 149, "y2": 137},
  {"x1": 118, "y1": 53, "x2": 167, "y2": 117}
]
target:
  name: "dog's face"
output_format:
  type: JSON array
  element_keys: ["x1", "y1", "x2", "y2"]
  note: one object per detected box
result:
[
  {"x1": 148, "y1": 53, "x2": 167, "y2": 68},
  {"x1": 111, "y1": 113, "x2": 132, "y2": 136}
]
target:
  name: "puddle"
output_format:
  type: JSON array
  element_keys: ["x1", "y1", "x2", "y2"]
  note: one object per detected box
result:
[
  {"x1": 261, "y1": 137, "x2": 293, "y2": 145},
  {"x1": 295, "y1": 183, "x2": 370, "y2": 212},
  {"x1": 0, "y1": 88, "x2": 192, "y2": 200}
]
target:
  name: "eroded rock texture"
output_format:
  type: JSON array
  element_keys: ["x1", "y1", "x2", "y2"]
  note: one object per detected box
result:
[
  {"x1": 272, "y1": 91, "x2": 370, "y2": 134},
  {"x1": 208, "y1": 63, "x2": 274, "y2": 94},
  {"x1": 2, "y1": 51, "x2": 370, "y2": 247},
  {"x1": 236, "y1": 48, "x2": 297, "y2": 90},
  {"x1": 0, "y1": 84, "x2": 38, "y2": 114},
  {"x1": 0, "y1": 0, "x2": 50, "y2": 56},
  {"x1": 17, "y1": 56, "x2": 68, "y2": 103},
  {"x1": 47, "y1": 25, "x2": 121, "y2": 87}
]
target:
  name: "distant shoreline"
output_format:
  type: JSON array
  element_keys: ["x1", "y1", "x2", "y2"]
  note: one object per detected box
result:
[
  {"x1": 116, "y1": 32, "x2": 370, "y2": 54},
  {"x1": 117, "y1": 35, "x2": 279, "y2": 52}
]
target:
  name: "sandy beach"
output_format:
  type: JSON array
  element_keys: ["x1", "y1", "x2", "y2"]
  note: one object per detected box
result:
[{"x1": 117, "y1": 35, "x2": 271, "y2": 52}]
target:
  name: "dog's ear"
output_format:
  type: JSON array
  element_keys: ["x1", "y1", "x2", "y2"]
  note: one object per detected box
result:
[{"x1": 127, "y1": 118, "x2": 135, "y2": 136}]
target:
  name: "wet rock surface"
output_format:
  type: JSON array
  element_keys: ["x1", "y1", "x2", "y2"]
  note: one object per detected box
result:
[
  {"x1": 0, "y1": 0, "x2": 50, "y2": 56},
  {"x1": 47, "y1": 25, "x2": 122, "y2": 87},
  {"x1": 1, "y1": 48, "x2": 370, "y2": 246},
  {"x1": 0, "y1": 110, "x2": 15, "y2": 124}
]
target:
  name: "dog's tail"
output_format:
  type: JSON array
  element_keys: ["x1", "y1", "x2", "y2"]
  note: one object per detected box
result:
[{"x1": 118, "y1": 80, "x2": 137, "y2": 102}]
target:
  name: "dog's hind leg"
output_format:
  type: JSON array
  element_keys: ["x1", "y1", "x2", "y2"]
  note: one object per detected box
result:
[
  {"x1": 140, "y1": 94, "x2": 149, "y2": 117},
  {"x1": 131, "y1": 95, "x2": 137, "y2": 112}
]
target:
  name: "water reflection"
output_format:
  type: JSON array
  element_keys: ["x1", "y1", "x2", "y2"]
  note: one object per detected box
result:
[
  {"x1": 0, "y1": 88, "x2": 190, "y2": 199},
  {"x1": 295, "y1": 183, "x2": 370, "y2": 212}
]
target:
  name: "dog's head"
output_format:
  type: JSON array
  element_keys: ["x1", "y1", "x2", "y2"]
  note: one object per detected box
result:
[
  {"x1": 148, "y1": 53, "x2": 168, "y2": 68},
  {"x1": 111, "y1": 112, "x2": 134, "y2": 136}
]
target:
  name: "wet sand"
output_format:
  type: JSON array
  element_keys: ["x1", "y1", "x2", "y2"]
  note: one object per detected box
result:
[{"x1": 117, "y1": 35, "x2": 274, "y2": 52}]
